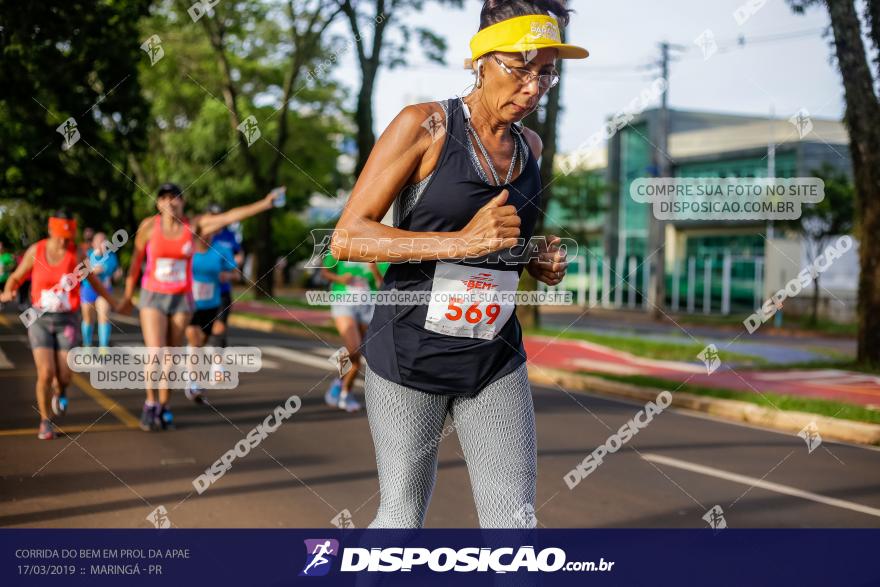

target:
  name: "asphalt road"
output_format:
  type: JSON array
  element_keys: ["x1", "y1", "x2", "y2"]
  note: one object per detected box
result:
[{"x1": 1, "y1": 308, "x2": 879, "y2": 529}]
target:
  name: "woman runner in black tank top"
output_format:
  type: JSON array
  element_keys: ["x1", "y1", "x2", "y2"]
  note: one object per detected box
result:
[
  {"x1": 362, "y1": 96, "x2": 542, "y2": 395},
  {"x1": 330, "y1": 1, "x2": 588, "y2": 527},
  {"x1": 332, "y1": 12, "x2": 586, "y2": 395}
]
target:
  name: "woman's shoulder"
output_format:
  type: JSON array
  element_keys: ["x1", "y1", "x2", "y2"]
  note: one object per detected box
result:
[
  {"x1": 393, "y1": 99, "x2": 452, "y2": 139},
  {"x1": 518, "y1": 125, "x2": 543, "y2": 159},
  {"x1": 138, "y1": 215, "x2": 156, "y2": 233}
]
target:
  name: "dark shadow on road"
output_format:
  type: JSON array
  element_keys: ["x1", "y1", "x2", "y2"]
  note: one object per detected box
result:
[{"x1": 0, "y1": 458, "x2": 471, "y2": 527}]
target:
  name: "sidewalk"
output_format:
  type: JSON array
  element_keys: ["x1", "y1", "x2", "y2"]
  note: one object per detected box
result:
[{"x1": 232, "y1": 299, "x2": 880, "y2": 409}]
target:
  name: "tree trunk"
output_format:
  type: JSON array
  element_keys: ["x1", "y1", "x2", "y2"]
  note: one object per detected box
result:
[
  {"x1": 354, "y1": 67, "x2": 378, "y2": 177},
  {"x1": 527, "y1": 58, "x2": 563, "y2": 237},
  {"x1": 342, "y1": 0, "x2": 387, "y2": 178},
  {"x1": 811, "y1": 275, "x2": 820, "y2": 326},
  {"x1": 198, "y1": 13, "x2": 273, "y2": 297},
  {"x1": 252, "y1": 209, "x2": 275, "y2": 299},
  {"x1": 519, "y1": 59, "x2": 564, "y2": 331},
  {"x1": 825, "y1": 0, "x2": 880, "y2": 365}
]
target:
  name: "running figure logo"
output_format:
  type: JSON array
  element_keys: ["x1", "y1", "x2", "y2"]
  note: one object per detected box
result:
[
  {"x1": 237, "y1": 115, "x2": 261, "y2": 147},
  {"x1": 798, "y1": 421, "x2": 822, "y2": 453},
  {"x1": 300, "y1": 539, "x2": 339, "y2": 577},
  {"x1": 694, "y1": 29, "x2": 718, "y2": 61},
  {"x1": 702, "y1": 505, "x2": 727, "y2": 531},
  {"x1": 139, "y1": 34, "x2": 165, "y2": 66},
  {"x1": 56, "y1": 117, "x2": 80, "y2": 150},
  {"x1": 789, "y1": 108, "x2": 813, "y2": 139},
  {"x1": 697, "y1": 344, "x2": 721, "y2": 375}
]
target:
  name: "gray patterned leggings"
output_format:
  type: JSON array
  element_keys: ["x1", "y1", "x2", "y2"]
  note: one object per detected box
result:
[{"x1": 364, "y1": 363, "x2": 536, "y2": 528}]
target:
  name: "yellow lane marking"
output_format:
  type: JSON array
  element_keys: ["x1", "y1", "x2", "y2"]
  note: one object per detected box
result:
[{"x1": 70, "y1": 373, "x2": 140, "y2": 429}]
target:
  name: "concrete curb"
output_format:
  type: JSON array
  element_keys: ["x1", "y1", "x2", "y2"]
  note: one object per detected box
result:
[{"x1": 528, "y1": 366, "x2": 880, "y2": 446}]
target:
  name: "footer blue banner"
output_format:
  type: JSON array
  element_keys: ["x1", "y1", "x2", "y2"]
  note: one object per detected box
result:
[{"x1": 2, "y1": 529, "x2": 877, "y2": 586}]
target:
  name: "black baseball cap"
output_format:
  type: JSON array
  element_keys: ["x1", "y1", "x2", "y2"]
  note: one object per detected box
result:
[{"x1": 157, "y1": 182, "x2": 183, "y2": 198}]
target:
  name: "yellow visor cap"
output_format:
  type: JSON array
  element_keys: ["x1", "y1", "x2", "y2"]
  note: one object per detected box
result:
[{"x1": 470, "y1": 14, "x2": 589, "y2": 62}]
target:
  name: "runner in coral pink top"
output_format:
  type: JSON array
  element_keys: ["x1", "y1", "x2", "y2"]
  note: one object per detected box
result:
[
  {"x1": 30, "y1": 239, "x2": 81, "y2": 313},
  {"x1": 119, "y1": 182, "x2": 284, "y2": 432},
  {"x1": 0, "y1": 210, "x2": 117, "y2": 440},
  {"x1": 141, "y1": 215, "x2": 194, "y2": 296}
]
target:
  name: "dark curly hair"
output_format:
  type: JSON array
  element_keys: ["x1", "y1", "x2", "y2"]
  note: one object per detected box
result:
[{"x1": 479, "y1": 0, "x2": 574, "y2": 30}]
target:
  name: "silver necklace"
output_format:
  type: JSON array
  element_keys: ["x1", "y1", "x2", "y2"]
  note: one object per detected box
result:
[{"x1": 461, "y1": 98, "x2": 518, "y2": 186}]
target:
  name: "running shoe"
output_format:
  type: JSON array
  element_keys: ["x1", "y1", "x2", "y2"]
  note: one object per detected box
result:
[
  {"x1": 38, "y1": 419, "x2": 56, "y2": 440},
  {"x1": 185, "y1": 382, "x2": 205, "y2": 404},
  {"x1": 338, "y1": 392, "x2": 361, "y2": 412},
  {"x1": 159, "y1": 405, "x2": 175, "y2": 430},
  {"x1": 139, "y1": 403, "x2": 158, "y2": 432},
  {"x1": 51, "y1": 394, "x2": 68, "y2": 417},
  {"x1": 324, "y1": 378, "x2": 342, "y2": 407}
]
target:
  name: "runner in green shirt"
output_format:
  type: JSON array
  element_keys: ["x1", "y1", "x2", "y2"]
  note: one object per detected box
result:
[
  {"x1": 0, "y1": 242, "x2": 15, "y2": 288},
  {"x1": 324, "y1": 253, "x2": 380, "y2": 293},
  {"x1": 321, "y1": 252, "x2": 383, "y2": 412}
]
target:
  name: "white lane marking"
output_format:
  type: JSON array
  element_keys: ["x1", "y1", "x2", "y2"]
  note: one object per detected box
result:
[
  {"x1": 0, "y1": 345, "x2": 12, "y2": 369},
  {"x1": 261, "y1": 345, "x2": 334, "y2": 371},
  {"x1": 261, "y1": 359, "x2": 282, "y2": 370},
  {"x1": 259, "y1": 345, "x2": 365, "y2": 389},
  {"x1": 642, "y1": 453, "x2": 880, "y2": 519}
]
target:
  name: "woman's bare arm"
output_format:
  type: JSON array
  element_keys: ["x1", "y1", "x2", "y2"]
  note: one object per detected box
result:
[
  {"x1": 331, "y1": 103, "x2": 521, "y2": 263},
  {"x1": 122, "y1": 216, "x2": 153, "y2": 303},
  {"x1": 195, "y1": 191, "x2": 277, "y2": 239}
]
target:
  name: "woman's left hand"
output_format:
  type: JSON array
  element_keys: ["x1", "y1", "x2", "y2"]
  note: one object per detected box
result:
[
  {"x1": 526, "y1": 235, "x2": 567, "y2": 286},
  {"x1": 264, "y1": 186, "x2": 286, "y2": 208},
  {"x1": 116, "y1": 297, "x2": 134, "y2": 315}
]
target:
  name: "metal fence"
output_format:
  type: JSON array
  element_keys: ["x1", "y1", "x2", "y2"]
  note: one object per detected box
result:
[{"x1": 540, "y1": 251, "x2": 764, "y2": 315}]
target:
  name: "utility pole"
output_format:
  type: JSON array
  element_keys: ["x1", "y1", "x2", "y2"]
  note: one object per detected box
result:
[{"x1": 646, "y1": 41, "x2": 683, "y2": 317}]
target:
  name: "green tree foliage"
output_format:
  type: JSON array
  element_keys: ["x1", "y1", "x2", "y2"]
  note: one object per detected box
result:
[
  {"x1": 136, "y1": 1, "x2": 350, "y2": 286},
  {"x1": 0, "y1": 0, "x2": 151, "y2": 245},
  {"x1": 789, "y1": 0, "x2": 880, "y2": 364},
  {"x1": 338, "y1": 0, "x2": 463, "y2": 175}
]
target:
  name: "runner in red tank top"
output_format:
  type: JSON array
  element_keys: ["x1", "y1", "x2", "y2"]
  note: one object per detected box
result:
[
  {"x1": 0, "y1": 211, "x2": 118, "y2": 440},
  {"x1": 118, "y1": 182, "x2": 283, "y2": 431}
]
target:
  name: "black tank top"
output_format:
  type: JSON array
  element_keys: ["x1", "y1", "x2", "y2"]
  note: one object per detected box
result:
[{"x1": 362, "y1": 96, "x2": 542, "y2": 396}]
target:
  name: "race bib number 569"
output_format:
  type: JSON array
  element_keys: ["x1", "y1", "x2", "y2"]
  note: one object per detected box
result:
[{"x1": 423, "y1": 262, "x2": 518, "y2": 340}]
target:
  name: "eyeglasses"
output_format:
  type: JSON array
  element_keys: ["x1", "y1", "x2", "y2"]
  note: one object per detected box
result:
[{"x1": 491, "y1": 55, "x2": 559, "y2": 89}]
